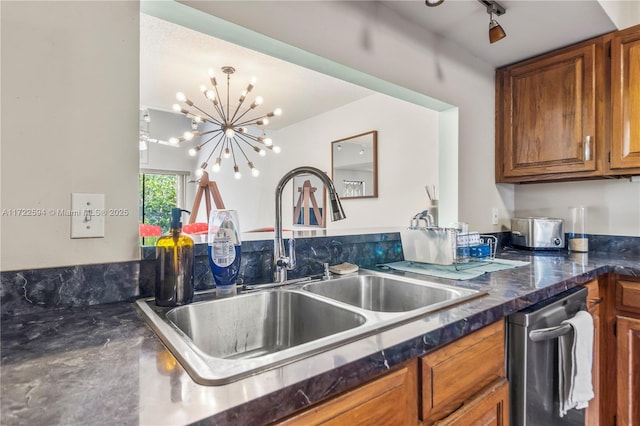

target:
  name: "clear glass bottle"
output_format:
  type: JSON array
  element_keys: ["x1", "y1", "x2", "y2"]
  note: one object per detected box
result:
[
  {"x1": 208, "y1": 210, "x2": 242, "y2": 292},
  {"x1": 155, "y1": 208, "x2": 195, "y2": 306},
  {"x1": 568, "y1": 206, "x2": 588, "y2": 252}
]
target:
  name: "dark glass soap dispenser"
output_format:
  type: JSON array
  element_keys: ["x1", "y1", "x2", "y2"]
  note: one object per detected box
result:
[{"x1": 155, "y1": 208, "x2": 194, "y2": 306}]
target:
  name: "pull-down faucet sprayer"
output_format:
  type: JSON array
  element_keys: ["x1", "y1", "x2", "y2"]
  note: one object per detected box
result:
[{"x1": 273, "y1": 166, "x2": 346, "y2": 283}]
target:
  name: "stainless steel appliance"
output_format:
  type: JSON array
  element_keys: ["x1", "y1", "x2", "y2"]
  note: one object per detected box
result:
[
  {"x1": 507, "y1": 287, "x2": 588, "y2": 425},
  {"x1": 511, "y1": 217, "x2": 565, "y2": 250}
]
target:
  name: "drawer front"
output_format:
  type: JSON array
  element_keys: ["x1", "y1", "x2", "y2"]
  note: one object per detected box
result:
[
  {"x1": 616, "y1": 278, "x2": 640, "y2": 315},
  {"x1": 421, "y1": 321, "x2": 505, "y2": 423}
]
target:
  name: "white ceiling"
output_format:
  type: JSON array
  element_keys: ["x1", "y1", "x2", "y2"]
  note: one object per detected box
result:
[
  {"x1": 140, "y1": 14, "x2": 375, "y2": 130},
  {"x1": 381, "y1": 0, "x2": 621, "y2": 67},
  {"x1": 141, "y1": 1, "x2": 636, "y2": 129}
]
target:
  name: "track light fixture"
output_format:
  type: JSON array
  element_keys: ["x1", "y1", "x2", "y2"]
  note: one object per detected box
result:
[
  {"x1": 477, "y1": 0, "x2": 507, "y2": 44},
  {"x1": 424, "y1": 0, "x2": 444, "y2": 6}
]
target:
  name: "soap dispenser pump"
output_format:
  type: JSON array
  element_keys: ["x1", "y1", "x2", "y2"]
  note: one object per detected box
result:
[{"x1": 155, "y1": 208, "x2": 194, "y2": 307}]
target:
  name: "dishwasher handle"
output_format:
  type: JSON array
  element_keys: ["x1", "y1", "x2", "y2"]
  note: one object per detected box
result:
[
  {"x1": 528, "y1": 302, "x2": 588, "y2": 342},
  {"x1": 529, "y1": 323, "x2": 573, "y2": 342}
]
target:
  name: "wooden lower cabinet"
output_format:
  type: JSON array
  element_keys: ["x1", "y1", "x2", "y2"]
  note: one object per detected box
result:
[
  {"x1": 277, "y1": 359, "x2": 418, "y2": 426},
  {"x1": 615, "y1": 274, "x2": 640, "y2": 426},
  {"x1": 421, "y1": 321, "x2": 506, "y2": 424},
  {"x1": 277, "y1": 321, "x2": 507, "y2": 426},
  {"x1": 435, "y1": 378, "x2": 509, "y2": 426},
  {"x1": 616, "y1": 315, "x2": 640, "y2": 426}
]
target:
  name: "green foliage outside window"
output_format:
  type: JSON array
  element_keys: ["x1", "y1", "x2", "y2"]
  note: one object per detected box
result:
[{"x1": 139, "y1": 173, "x2": 178, "y2": 235}]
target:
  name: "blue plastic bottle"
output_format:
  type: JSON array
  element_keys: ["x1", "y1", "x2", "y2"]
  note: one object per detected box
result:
[{"x1": 208, "y1": 210, "x2": 241, "y2": 289}]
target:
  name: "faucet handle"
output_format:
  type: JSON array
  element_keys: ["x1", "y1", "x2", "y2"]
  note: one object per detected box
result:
[
  {"x1": 322, "y1": 262, "x2": 331, "y2": 280},
  {"x1": 286, "y1": 237, "x2": 296, "y2": 270}
]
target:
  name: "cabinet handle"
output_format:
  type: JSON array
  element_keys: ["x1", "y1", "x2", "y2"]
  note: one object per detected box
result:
[
  {"x1": 584, "y1": 135, "x2": 591, "y2": 161},
  {"x1": 589, "y1": 297, "x2": 603, "y2": 306}
]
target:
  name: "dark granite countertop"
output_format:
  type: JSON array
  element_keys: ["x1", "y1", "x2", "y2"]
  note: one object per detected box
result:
[{"x1": 2, "y1": 250, "x2": 639, "y2": 426}]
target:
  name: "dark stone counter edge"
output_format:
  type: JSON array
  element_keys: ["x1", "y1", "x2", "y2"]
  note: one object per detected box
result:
[{"x1": 193, "y1": 264, "x2": 627, "y2": 425}]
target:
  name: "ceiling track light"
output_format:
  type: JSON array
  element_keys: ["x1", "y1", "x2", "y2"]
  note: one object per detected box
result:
[
  {"x1": 477, "y1": 0, "x2": 507, "y2": 44},
  {"x1": 424, "y1": 0, "x2": 445, "y2": 7}
]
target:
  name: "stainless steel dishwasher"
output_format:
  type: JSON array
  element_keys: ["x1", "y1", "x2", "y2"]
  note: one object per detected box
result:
[{"x1": 507, "y1": 287, "x2": 588, "y2": 425}]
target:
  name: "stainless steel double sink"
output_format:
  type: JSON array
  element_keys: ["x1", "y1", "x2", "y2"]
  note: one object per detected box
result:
[{"x1": 135, "y1": 270, "x2": 486, "y2": 385}]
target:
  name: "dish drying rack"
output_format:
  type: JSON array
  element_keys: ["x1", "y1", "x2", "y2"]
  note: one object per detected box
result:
[{"x1": 400, "y1": 211, "x2": 497, "y2": 271}]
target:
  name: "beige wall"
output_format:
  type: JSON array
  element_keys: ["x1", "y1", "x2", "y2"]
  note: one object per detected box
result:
[
  {"x1": 1, "y1": 1, "x2": 635, "y2": 272},
  {"x1": 1, "y1": 1, "x2": 141, "y2": 270},
  {"x1": 515, "y1": 180, "x2": 640, "y2": 236}
]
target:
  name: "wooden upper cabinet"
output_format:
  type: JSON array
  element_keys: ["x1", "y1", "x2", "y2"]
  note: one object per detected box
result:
[
  {"x1": 610, "y1": 24, "x2": 640, "y2": 173},
  {"x1": 496, "y1": 39, "x2": 603, "y2": 182}
]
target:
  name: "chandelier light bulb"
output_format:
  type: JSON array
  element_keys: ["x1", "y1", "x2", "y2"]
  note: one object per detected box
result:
[
  {"x1": 188, "y1": 146, "x2": 200, "y2": 156},
  {"x1": 225, "y1": 128, "x2": 236, "y2": 138},
  {"x1": 223, "y1": 147, "x2": 231, "y2": 159},
  {"x1": 168, "y1": 137, "x2": 179, "y2": 145},
  {"x1": 273, "y1": 146, "x2": 281, "y2": 154},
  {"x1": 212, "y1": 157, "x2": 222, "y2": 172},
  {"x1": 264, "y1": 138, "x2": 273, "y2": 147},
  {"x1": 183, "y1": 131, "x2": 194, "y2": 141},
  {"x1": 274, "y1": 108, "x2": 282, "y2": 116},
  {"x1": 251, "y1": 77, "x2": 257, "y2": 85},
  {"x1": 195, "y1": 168, "x2": 204, "y2": 178},
  {"x1": 233, "y1": 165, "x2": 242, "y2": 180},
  {"x1": 172, "y1": 104, "x2": 181, "y2": 112},
  {"x1": 176, "y1": 92, "x2": 187, "y2": 102},
  {"x1": 257, "y1": 118, "x2": 269, "y2": 126},
  {"x1": 199, "y1": 84, "x2": 207, "y2": 93},
  {"x1": 248, "y1": 161, "x2": 260, "y2": 177},
  {"x1": 259, "y1": 149, "x2": 266, "y2": 157},
  {"x1": 205, "y1": 90, "x2": 216, "y2": 101},
  {"x1": 208, "y1": 69, "x2": 217, "y2": 86}
]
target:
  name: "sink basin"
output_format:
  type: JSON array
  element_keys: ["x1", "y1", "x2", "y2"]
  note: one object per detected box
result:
[
  {"x1": 303, "y1": 274, "x2": 473, "y2": 312},
  {"x1": 135, "y1": 270, "x2": 486, "y2": 385},
  {"x1": 166, "y1": 291, "x2": 365, "y2": 360}
]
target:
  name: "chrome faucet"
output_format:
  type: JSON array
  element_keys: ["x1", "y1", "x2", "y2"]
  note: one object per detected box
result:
[{"x1": 274, "y1": 166, "x2": 346, "y2": 283}]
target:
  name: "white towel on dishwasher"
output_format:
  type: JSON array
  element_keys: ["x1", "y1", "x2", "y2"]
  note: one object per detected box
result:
[{"x1": 558, "y1": 310, "x2": 595, "y2": 417}]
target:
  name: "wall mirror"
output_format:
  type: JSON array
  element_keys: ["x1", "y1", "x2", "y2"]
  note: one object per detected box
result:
[
  {"x1": 139, "y1": 2, "x2": 458, "y2": 245},
  {"x1": 331, "y1": 131, "x2": 378, "y2": 199}
]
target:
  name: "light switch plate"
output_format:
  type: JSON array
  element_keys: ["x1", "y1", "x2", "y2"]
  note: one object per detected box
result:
[{"x1": 71, "y1": 193, "x2": 105, "y2": 238}]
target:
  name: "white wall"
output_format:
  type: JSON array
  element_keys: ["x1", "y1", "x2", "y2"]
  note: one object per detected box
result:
[
  {"x1": 191, "y1": 93, "x2": 438, "y2": 233},
  {"x1": 180, "y1": 0, "x2": 510, "y2": 234},
  {"x1": 515, "y1": 180, "x2": 640, "y2": 236},
  {"x1": 275, "y1": 93, "x2": 439, "y2": 231},
  {"x1": 598, "y1": 0, "x2": 640, "y2": 30},
  {"x1": 1, "y1": 1, "x2": 140, "y2": 271}
]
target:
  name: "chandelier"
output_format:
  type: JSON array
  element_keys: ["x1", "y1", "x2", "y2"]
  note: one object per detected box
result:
[{"x1": 170, "y1": 66, "x2": 282, "y2": 179}]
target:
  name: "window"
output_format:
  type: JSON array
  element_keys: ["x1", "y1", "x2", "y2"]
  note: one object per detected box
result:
[{"x1": 139, "y1": 169, "x2": 187, "y2": 235}]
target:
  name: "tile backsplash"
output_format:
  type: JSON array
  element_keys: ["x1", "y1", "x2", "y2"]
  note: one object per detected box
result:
[{"x1": 2, "y1": 231, "x2": 637, "y2": 319}]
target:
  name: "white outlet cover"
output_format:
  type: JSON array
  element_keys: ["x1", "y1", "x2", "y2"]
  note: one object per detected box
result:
[{"x1": 71, "y1": 193, "x2": 105, "y2": 238}]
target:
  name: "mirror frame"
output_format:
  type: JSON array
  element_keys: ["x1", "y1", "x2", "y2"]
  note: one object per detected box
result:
[{"x1": 331, "y1": 130, "x2": 378, "y2": 200}]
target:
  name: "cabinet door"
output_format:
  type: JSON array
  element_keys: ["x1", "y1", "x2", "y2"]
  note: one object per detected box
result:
[
  {"x1": 435, "y1": 378, "x2": 509, "y2": 426},
  {"x1": 617, "y1": 315, "x2": 640, "y2": 426},
  {"x1": 421, "y1": 321, "x2": 505, "y2": 424},
  {"x1": 496, "y1": 41, "x2": 601, "y2": 182},
  {"x1": 610, "y1": 24, "x2": 640, "y2": 173},
  {"x1": 277, "y1": 360, "x2": 418, "y2": 426}
]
